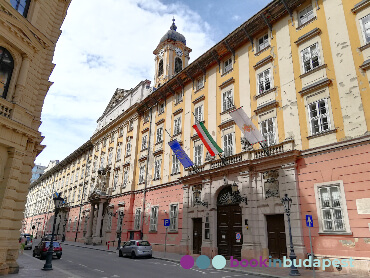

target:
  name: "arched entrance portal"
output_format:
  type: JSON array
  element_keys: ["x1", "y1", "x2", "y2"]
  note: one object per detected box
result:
[{"x1": 217, "y1": 186, "x2": 243, "y2": 259}]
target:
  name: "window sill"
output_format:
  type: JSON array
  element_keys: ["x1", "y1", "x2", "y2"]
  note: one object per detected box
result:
[
  {"x1": 149, "y1": 231, "x2": 158, "y2": 234},
  {"x1": 220, "y1": 107, "x2": 235, "y2": 116},
  {"x1": 359, "y1": 42, "x2": 370, "y2": 52},
  {"x1": 318, "y1": 231, "x2": 352, "y2": 236},
  {"x1": 153, "y1": 177, "x2": 161, "y2": 181},
  {"x1": 155, "y1": 141, "x2": 163, "y2": 145},
  {"x1": 296, "y1": 16, "x2": 317, "y2": 31},
  {"x1": 174, "y1": 100, "x2": 183, "y2": 106},
  {"x1": 125, "y1": 154, "x2": 131, "y2": 158},
  {"x1": 254, "y1": 45, "x2": 270, "y2": 56},
  {"x1": 255, "y1": 87, "x2": 277, "y2": 99},
  {"x1": 300, "y1": 64, "x2": 327, "y2": 79},
  {"x1": 173, "y1": 132, "x2": 182, "y2": 137},
  {"x1": 221, "y1": 68, "x2": 233, "y2": 77},
  {"x1": 170, "y1": 172, "x2": 180, "y2": 176},
  {"x1": 307, "y1": 129, "x2": 337, "y2": 140}
]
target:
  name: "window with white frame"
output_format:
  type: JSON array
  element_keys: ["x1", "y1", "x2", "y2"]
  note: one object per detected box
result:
[
  {"x1": 139, "y1": 165, "x2": 145, "y2": 184},
  {"x1": 257, "y1": 68, "x2": 271, "y2": 94},
  {"x1": 317, "y1": 184, "x2": 346, "y2": 232},
  {"x1": 260, "y1": 118, "x2": 276, "y2": 146},
  {"x1": 223, "y1": 133, "x2": 234, "y2": 157},
  {"x1": 116, "y1": 210, "x2": 124, "y2": 232},
  {"x1": 154, "y1": 157, "x2": 162, "y2": 180},
  {"x1": 100, "y1": 155, "x2": 105, "y2": 168},
  {"x1": 80, "y1": 169, "x2": 84, "y2": 179},
  {"x1": 172, "y1": 153, "x2": 180, "y2": 174},
  {"x1": 169, "y1": 204, "x2": 178, "y2": 231},
  {"x1": 141, "y1": 135, "x2": 147, "y2": 150},
  {"x1": 257, "y1": 34, "x2": 269, "y2": 52},
  {"x1": 196, "y1": 76, "x2": 204, "y2": 90},
  {"x1": 123, "y1": 169, "x2": 128, "y2": 188},
  {"x1": 108, "y1": 150, "x2": 113, "y2": 165},
  {"x1": 129, "y1": 120, "x2": 134, "y2": 131},
  {"x1": 194, "y1": 144, "x2": 203, "y2": 166},
  {"x1": 298, "y1": 5, "x2": 314, "y2": 26},
  {"x1": 75, "y1": 171, "x2": 78, "y2": 181},
  {"x1": 126, "y1": 140, "x2": 131, "y2": 156},
  {"x1": 134, "y1": 208, "x2": 141, "y2": 230},
  {"x1": 67, "y1": 219, "x2": 71, "y2": 231},
  {"x1": 301, "y1": 43, "x2": 320, "y2": 73},
  {"x1": 150, "y1": 206, "x2": 158, "y2": 232},
  {"x1": 156, "y1": 127, "x2": 163, "y2": 143},
  {"x1": 110, "y1": 134, "x2": 114, "y2": 143},
  {"x1": 119, "y1": 127, "x2": 124, "y2": 137},
  {"x1": 223, "y1": 58, "x2": 233, "y2": 74},
  {"x1": 360, "y1": 14, "x2": 370, "y2": 44},
  {"x1": 159, "y1": 102, "x2": 165, "y2": 114},
  {"x1": 116, "y1": 145, "x2": 121, "y2": 161},
  {"x1": 308, "y1": 99, "x2": 330, "y2": 135},
  {"x1": 175, "y1": 91, "x2": 183, "y2": 104},
  {"x1": 222, "y1": 89, "x2": 233, "y2": 112},
  {"x1": 144, "y1": 112, "x2": 149, "y2": 123},
  {"x1": 113, "y1": 173, "x2": 118, "y2": 190},
  {"x1": 174, "y1": 117, "x2": 181, "y2": 135},
  {"x1": 194, "y1": 105, "x2": 203, "y2": 123}
]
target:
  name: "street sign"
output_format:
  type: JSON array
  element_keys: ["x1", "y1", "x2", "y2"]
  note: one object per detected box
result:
[
  {"x1": 164, "y1": 219, "x2": 170, "y2": 227},
  {"x1": 236, "y1": 233, "x2": 241, "y2": 240},
  {"x1": 306, "y1": 215, "x2": 313, "y2": 227}
]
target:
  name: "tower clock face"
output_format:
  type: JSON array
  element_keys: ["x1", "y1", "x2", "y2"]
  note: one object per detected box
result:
[{"x1": 175, "y1": 47, "x2": 183, "y2": 57}]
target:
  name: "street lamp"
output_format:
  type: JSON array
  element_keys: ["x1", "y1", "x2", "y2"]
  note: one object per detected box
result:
[
  {"x1": 231, "y1": 182, "x2": 248, "y2": 205},
  {"x1": 43, "y1": 193, "x2": 64, "y2": 271},
  {"x1": 281, "y1": 194, "x2": 300, "y2": 276},
  {"x1": 193, "y1": 187, "x2": 208, "y2": 207}
]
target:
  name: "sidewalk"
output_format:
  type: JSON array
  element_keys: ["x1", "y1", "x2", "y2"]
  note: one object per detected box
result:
[{"x1": 62, "y1": 241, "x2": 363, "y2": 278}]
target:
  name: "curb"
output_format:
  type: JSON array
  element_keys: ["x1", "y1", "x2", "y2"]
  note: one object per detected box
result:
[{"x1": 63, "y1": 242, "x2": 117, "y2": 253}]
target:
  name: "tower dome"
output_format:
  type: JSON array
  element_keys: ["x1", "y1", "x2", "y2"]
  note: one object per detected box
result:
[{"x1": 159, "y1": 18, "x2": 186, "y2": 45}]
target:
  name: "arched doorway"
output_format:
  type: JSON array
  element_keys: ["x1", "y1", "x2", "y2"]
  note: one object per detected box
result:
[{"x1": 217, "y1": 186, "x2": 243, "y2": 259}]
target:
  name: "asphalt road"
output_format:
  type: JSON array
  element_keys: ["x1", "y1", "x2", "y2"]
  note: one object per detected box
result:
[{"x1": 25, "y1": 244, "x2": 262, "y2": 278}]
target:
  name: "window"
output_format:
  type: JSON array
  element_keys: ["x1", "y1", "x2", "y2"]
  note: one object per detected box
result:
[
  {"x1": 80, "y1": 169, "x2": 84, "y2": 179},
  {"x1": 260, "y1": 118, "x2": 276, "y2": 146},
  {"x1": 100, "y1": 155, "x2": 105, "y2": 168},
  {"x1": 141, "y1": 135, "x2": 147, "y2": 150},
  {"x1": 108, "y1": 151, "x2": 113, "y2": 165},
  {"x1": 298, "y1": 5, "x2": 314, "y2": 26},
  {"x1": 110, "y1": 134, "x2": 114, "y2": 143},
  {"x1": 156, "y1": 127, "x2": 163, "y2": 143},
  {"x1": 144, "y1": 112, "x2": 149, "y2": 123},
  {"x1": 175, "y1": 57, "x2": 182, "y2": 74},
  {"x1": 196, "y1": 76, "x2": 204, "y2": 90},
  {"x1": 175, "y1": 91, "x2": 183, "y2": 104},
  {"x1": 150, "y1": 206, "x2": 158, "y2": 232},
  {"x1": 222, "y1": 90, "x2": 233, "y2": 112},
  {"x1": 257, "y1": 69, "x2": 271, "y2": 94},
  {"x1": 223, "y1": 133, "x2": 234, "y2": 157},
  {"x1": 154, "y1": 157, "x2": 162, "y2": 180},
  {"x1": 139, "y1": 166, "x2": 145, "y2": 184},
  {"x1": 129, "y1": 120, "x2": 134, "y2": 131},
  {"x1": 172, "y1": 154, "x2": 180, "y2": 175},
  {"x1": 223, "y1": 58, "x2": 232, "y2": 74},
  {"x1": 73, "y1": 217, "x2": 77, "y2": 232},
  {"x1": 317, "y1": 184, "x2": 345, "y2": 232},
  {"x1": 103, "y1": 139, "x2": 107, "y2": 147},
  {"x1": 257, "y1": 34, "x2": 269, "y2": 52},
  {"x1": 126, "y1": 140, "x2": 131, "y2": 156},
  {"x1": 10, "y1": 0, "x2": 30, "y2": 17},
  {"x1": 0, "y1": 47, "x2": 14, "y2": 99},
  {"x1": 194, "y1": 105, "x2": 203, "y2": 123},
  {"x1": 67, "y1": 219, "x2": 71, "y2": 232},
  {"x1": 301, "y1": 43, "x2": 320, "y2": 73},
  {"x1": 174, "y1": 117, "x2": 181, "y2": 135},
  {"x1": 113, "y1": 173, "x2": 118, "y2": 190},
  {"x1": 116, "y1": 146, "x2": 121, "y2": 161},
  {"x1": 119, "y1": 127, "x2": 124, "y2": 137},
  {"x1": 205, "y1": 216, "x2": 210, "y2": 239},
  {"x1": 158, "y1": 59, "x2": 163, "y2": 76},
  {"x1": 116, "y1": 210, "x2": 124, "y2": 233},
  {"x1": 194, "y1": 144, "x2": 203, "y2": 166},
  {"x1": 169, "y1": 204, "x2": 178, "y2": 231},
  {"x1": 159, "y1": 103, "x2": 165, "y2": 114},
  {"x1": 134, "y1": 208, "x2": 141, "y2": 230},
  {"x1": 309, "y1": 99, "x2": 330, "y2": 135},
  {"x1": 360, "y1": 14, "x2": 370, "y2": 44},
  {"x1": 123, "y1": 169, "x2": 128, "y2": 188}
]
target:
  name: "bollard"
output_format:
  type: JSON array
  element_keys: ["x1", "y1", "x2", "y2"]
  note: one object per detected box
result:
[{"x1": 108, "y1": 241, "x2": 110, "y2": 250}]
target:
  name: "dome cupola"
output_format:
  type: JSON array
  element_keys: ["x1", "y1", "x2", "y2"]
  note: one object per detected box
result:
[{"x1": 159, "y1": 18, "x2": 186, "y2": 45}]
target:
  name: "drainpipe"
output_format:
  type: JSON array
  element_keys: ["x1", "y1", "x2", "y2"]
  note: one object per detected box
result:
[{"x1": 140, "y1": 107, "x2": 153, "y2": 239}]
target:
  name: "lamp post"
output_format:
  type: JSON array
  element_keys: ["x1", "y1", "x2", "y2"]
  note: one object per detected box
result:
[
  {"x1": 193, "y1": 187, "x2": 208, "y2": 207},
  {"x1": 281, "y1": 194, "x2": 300, "y2": 276},
  {"x1": 43, "y1": 193, "x2": 64, "y2": 271}
]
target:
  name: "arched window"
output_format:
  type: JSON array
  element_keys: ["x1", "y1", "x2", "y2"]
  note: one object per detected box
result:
[
  {"x1": 158, "y1": 59, "x2": 163, "y2": 76},
  {"x1": 0, "y1": 47, "x2": 14, "y2": 99},
  {"x1": 10, "y1": 0, "x2": 31, "y2": 17},
  {"x1": 175, "y1": 57, "x2": 182, "y2": 74}
]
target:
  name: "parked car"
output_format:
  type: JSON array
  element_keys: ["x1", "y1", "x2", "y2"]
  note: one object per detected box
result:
[
  {"x1": 42, "y1": 234, "x2": 57, "y2": 241},
  {"x1": 19, "y1": 233, "x2": 33, "y2": 250},
  {"x1": 118, "y1": 240, "x2": 152, "y2": 259},
  {"x1": 33, "y1": 241, "x2": 62, "y2": 259}
]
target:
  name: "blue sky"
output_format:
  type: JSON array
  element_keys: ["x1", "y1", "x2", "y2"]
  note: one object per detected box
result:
[{"x1": 35, "y1": 0, "x2": 271, "y2": 166}]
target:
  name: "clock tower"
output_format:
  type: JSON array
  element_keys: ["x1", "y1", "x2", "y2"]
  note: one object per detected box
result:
[{"x1": 153, "y1": 19, "x2": 192, "y2": 88}]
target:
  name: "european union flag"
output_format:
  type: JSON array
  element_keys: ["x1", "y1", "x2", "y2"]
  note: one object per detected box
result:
[{"x1": 168, "y1": 140, "x2": 194, "y2": 168}]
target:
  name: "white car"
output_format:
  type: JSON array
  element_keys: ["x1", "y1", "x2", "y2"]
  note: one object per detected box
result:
[{"x1": 118, "y1": 240, "x2": 152, "y2": 259}]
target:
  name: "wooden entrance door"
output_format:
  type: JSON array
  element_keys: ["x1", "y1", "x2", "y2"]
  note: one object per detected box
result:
[
  {"x1": 266, "y1": 214, "x2": 287, "y2": 259},
  {"x1": 217, "y1": 205, "x2": 243, "y2": 259},
  {"x1": 193, "y1": 218, "x2": 202, "y2": 254}
]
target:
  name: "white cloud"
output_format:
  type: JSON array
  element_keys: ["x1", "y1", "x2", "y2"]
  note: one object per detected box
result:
[
  {"x1": 35, "y1": 0, "x2": 215, "y2": 166},
  {"x1": 232, "y1": 15, "x2": 241, "y2": 21}
]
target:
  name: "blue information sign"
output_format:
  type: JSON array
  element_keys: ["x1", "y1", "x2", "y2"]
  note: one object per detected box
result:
[
  {"x1": 306, "y1": 215, "x2": 313, "y2": 227},
  {"x1": 168, "y1": 140, "x2": 194, "y2": 168},
  {"x1": 164, "y1": 219, "x2": 170, "y2": 227}
]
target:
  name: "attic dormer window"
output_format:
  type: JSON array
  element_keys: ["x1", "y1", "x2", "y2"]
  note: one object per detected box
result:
[
  {"x1": 175, "y1": 57, "x2": 182, "y2": 74},
  {"x1": 158, "y1": 59, "x2": 163, "y2": 76}
]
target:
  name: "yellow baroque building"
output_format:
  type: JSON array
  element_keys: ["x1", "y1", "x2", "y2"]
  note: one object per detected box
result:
[
  {"x1": 0, "y1": 0, "x2": 71, "y2": 274},
  {"x1": 24, "y1": 0, "x2": 370, "y2": 275}
]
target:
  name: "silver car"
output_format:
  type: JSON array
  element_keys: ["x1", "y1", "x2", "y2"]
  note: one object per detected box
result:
[{"x1": 118, "y1": 240, "x2": 152, "y2": 259}]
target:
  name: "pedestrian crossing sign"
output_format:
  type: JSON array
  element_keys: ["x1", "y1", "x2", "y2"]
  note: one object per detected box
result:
[{"x1": 306, "y1": 215, "x2": 313, "y2": 227}]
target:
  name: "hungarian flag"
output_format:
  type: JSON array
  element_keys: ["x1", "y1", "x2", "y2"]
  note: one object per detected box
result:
[{"x1": 192, "y1": 122, "x2": 223, "y2": 156}]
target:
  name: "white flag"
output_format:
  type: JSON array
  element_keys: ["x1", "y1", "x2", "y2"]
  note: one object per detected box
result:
[{"x1": 229, "y1": 107, "x2": 265, "y2": 144}]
